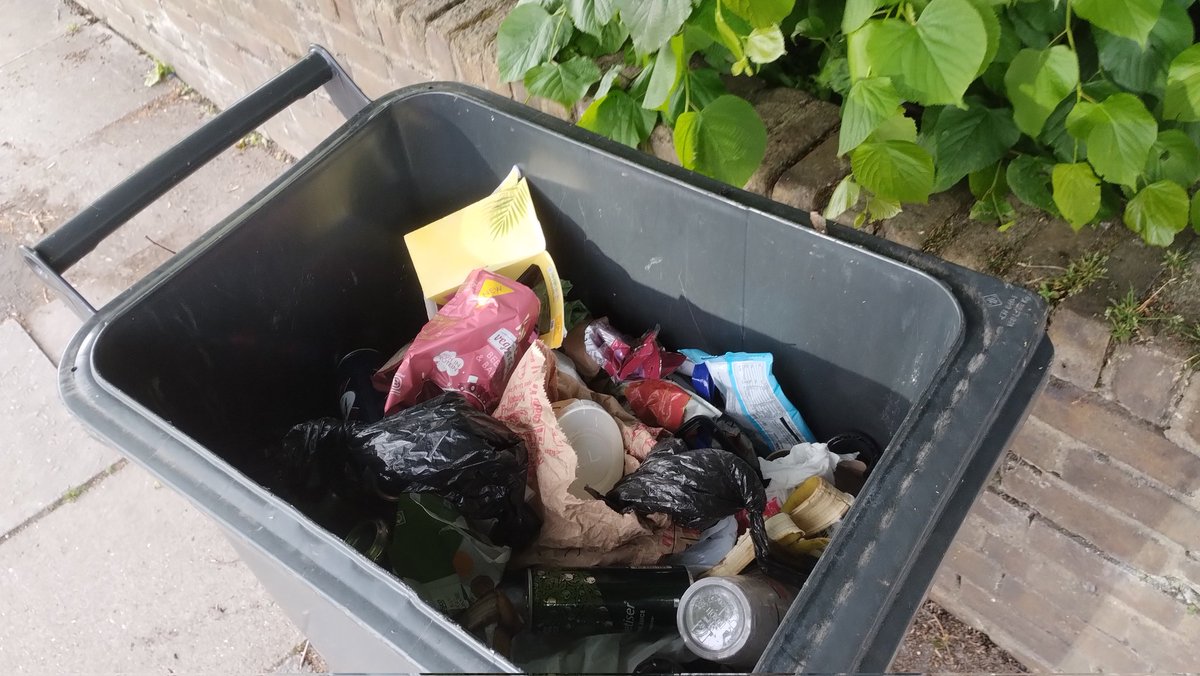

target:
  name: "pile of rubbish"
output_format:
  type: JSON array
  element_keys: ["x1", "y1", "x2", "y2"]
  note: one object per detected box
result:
[{"x1": 260, "y1": 168, "x2": 880, "y2": 673}]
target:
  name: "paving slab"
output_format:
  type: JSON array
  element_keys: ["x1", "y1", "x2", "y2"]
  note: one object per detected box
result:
[
  {"x1": 0, "y1": 22, "x2": 162, "y2": 166},
  {"x1": 22, "y1": 298, "x2": 80, "y2": 367},
  {"x1": 0, "y1": 464, "x2": 304, "y2": 672},
  {"x1": 2, "y1": 87, "x2": 286, "y2": 318},
  {"x1": 0, "y1": 0, "x2": 84, "y2": 66},
  {"x1": 0, "y1": 318, "x2": 119, "y2": 535}
]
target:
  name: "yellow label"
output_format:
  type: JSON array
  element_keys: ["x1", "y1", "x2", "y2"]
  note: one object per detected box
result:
[{"x1": 477, "y1": 279, "x2": 514, "y2": 299}]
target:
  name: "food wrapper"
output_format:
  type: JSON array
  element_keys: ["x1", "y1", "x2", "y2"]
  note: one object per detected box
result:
[
  {"x1": 493, "y1": 343, "x2": 679, "y2": 567},
  {"x1": 682, "y1": 350, "x2": 817, "y2": 453},
  {"x1": 579, "y1": 318, "x2": 685, "y2": 383},
  {"x1": 624, "y1": 380, "x2": 690, "y2": 432},
  {"x1": 375, "y1": 269, "x2": 539, "y2": 414}
]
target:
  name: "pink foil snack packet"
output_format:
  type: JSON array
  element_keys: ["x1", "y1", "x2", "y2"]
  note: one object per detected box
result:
[
  {"x1": 374, "y1": 269, "x2": 540, "y2": 414},
  {"x1": 583, "y1": 318, "x2": 686, "y2": 382}
]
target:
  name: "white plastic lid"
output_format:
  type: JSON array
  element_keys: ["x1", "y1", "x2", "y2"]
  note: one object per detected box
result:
[
  {"x1": 555, "y1": 400, "x2": 624, "y2": 499},
  {"x1": 677, "y1": 578, "x2": 753, "y2": 660}
]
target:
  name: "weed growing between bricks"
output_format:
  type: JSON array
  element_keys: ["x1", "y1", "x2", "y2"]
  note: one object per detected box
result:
[
  {"x1": 1104, "y1": 250, "x2": 1200, "y2": 366},
  {"x1": 1036, "y1": 252, "x2": 1110, "y2": 305}
]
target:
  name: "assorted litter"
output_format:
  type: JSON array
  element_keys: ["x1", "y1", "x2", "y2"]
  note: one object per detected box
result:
[{"x1": 261, "y1": 168, "x2": 882, "y2": 673}]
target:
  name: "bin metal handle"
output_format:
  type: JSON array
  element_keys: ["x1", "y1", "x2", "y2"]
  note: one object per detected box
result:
[{"x1": 21, "y1": 45, "x2": 370, "y2": 320}]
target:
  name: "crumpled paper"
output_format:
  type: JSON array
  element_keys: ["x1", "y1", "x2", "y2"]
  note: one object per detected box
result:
[{"x1": 493, "y1": 342, "x2": 677, "y2": 567}]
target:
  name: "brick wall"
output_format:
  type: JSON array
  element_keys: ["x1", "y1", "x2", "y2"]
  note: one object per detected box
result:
[{"x1": 72, "y1": 0, "x2": 1200, "y2": 670}]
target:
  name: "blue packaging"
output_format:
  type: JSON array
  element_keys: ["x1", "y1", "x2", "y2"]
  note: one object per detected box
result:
[
  {"x1": 679, "y1": 349, "x2": 716, "y2": 401},
  {"x1": 683, "y1": 350, "x2": 816, "y2": 453}
]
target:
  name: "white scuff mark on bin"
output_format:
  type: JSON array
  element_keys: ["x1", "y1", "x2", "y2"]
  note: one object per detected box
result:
[{"x1": 644, "y1": 256, "x2": 663, "y2": 272}]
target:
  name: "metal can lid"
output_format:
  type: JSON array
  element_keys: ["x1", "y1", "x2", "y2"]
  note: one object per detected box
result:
[{"x1": 676, "y1": 578, "x2": 754, "y2": 661}]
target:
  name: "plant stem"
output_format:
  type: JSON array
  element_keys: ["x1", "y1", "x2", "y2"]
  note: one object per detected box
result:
[{"x1": 1064, "y1": 1, "x2": 1085, "y2": 105}]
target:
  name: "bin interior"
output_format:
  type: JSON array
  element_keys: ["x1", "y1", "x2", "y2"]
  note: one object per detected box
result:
[{"x1": 90, "y1": 89, "x2": 965, "y2": 664}]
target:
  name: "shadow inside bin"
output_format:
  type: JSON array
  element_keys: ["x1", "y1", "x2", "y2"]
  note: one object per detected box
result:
[{"x1": 90, "y1": 87, "x2": 965, "y2": 481}]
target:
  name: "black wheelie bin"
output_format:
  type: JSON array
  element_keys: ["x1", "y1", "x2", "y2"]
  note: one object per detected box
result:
[{"x1": 23, "y1": 46, "x2": 1053, "y2": 673}]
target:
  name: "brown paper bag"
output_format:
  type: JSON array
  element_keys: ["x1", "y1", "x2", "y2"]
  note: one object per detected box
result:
[{"x1": 494, "y1": 343, "x2": 676, "y2": 567}]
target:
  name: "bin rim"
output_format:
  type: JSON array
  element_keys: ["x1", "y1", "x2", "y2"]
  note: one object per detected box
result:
[{"x1": 58, "y1": 82, "x2": 1050, "y2": 674}]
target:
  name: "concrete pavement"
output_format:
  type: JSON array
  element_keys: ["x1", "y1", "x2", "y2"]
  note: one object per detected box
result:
[{"x1": 0, "y1": 0, "x2": 321, "y2": 671}]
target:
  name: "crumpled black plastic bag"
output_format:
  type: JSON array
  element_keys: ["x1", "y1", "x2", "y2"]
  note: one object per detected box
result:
[
  {"x1": 601, "y1": 439, "x2": 771, "y2": 566},
  {"x1": 274, "y1": 392, "x2": 539, "y2": 548}
]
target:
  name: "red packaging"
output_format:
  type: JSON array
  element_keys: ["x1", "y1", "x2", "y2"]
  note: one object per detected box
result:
[
  {"x1": 583, "y1": 318, "x2": 685, "y2": 382},
  {"x1": 625, "y1": 379, "x2": 690, "y2": 432},
  {"x1": 374, "y1": 269, "x2": 540, "y2": 414}
]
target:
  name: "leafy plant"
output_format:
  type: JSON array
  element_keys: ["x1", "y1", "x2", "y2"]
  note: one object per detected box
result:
[
  {"x1": 498, "y1": 0, "x2": 1200, "y2": 247},
  {"x1": 144, "y1": 59, "x2": 174, "y2": 87},
  {"x1": 497, "y1": 0, "x2": 790, "y2": 186}
]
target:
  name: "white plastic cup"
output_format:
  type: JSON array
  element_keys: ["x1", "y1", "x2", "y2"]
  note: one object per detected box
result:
[{"x1": 555, "y1": 399, "x2": 624, "y2": 499}]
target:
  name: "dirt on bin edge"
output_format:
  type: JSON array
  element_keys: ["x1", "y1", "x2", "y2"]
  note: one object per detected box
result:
[{"x1": 891, "y1": 600, "x2": 1027, "y2": 674}]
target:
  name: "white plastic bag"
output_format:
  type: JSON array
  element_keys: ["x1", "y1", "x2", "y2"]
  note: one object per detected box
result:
[{"x1": 759, "y1": 443, "x2": 856, "y2": 508}]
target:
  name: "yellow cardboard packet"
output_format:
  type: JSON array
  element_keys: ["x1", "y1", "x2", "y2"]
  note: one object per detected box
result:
[{"x1": 404, "y1": 167, "x2": 564, "y2": 348}]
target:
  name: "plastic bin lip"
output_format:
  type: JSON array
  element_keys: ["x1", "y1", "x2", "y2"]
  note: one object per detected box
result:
[{"x1": 58, "y1": 82, "x2": 1049, "y2": 674}]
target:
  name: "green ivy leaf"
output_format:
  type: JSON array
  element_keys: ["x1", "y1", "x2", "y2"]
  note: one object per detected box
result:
[
  {"x1": 713, "y1": 0, "x2": 748, "y2": 63},
  {"x1": 615, "y1": 0, "x2": 692, "y2": 54},
  {"x1": 816, "y1": 55, "x2": 852, "y2": 95},
  {"x1": 578, "y1": 90, "x2": 654, "y2": 147},
  {"x1": 1145, "y1": 129, "x2": 1200, "y2": 186},
  {"x1": 966, "y1": 0, "x2": 1001, "y2": 77},
  {"x1": 1094, "y1": 1, "x2": 1191, "y2": 94},
  {"x1": 867, "y1": 195, "x2": 904, "y2": 220},
  {"x1": 665, "y1": 68, "x2": 726, "y2": 125},
  {"x1": 846, "y1": 22, "x2": 875, "y2": 82},
  {"x1": 869, "y1": 111, "x2": 918, "y2": 143},
  {"x1": 674, "y1": 95, "x2": 768, "y2": 186},
  {"x1": 564, "y1": 0, "x2": 617, "y2": 36},
  {"x1": 498, "y1": 4, "x2": 561, "y2": 82},
  {"x1": 1007, "y1": 154, "x2": 1059, "y2": 215},
  {"x1": 1052, "y1": 162, "x2": 1102, "y2": 230},
  {"x1": 1067, "y1": 93, "x2": 1158, "y2": 187},
  {"x1": 746, "y1": 26, "x2": 786, "y2": 64},
  {"x1": 925, "y1": 101, "x2": 1021, "y2": 192},
  {"x1": 824, "y1": 175, "x2": 862, "y2": 219},
  {"x1": 1072, "y1": 0, "x2": 1163, "y2": 47},
  {"x1": 843, "y1": 0, "x2": 882, "y2": 34},
  {"x1": 683, "y1": 23, "x2": 715, "y2": 53},
  {"x1": 969, "y1": 162, "x2": 1008, "y2": 200},
  {"x1": 969, "y1": 196, "x2": 1016, "y2": 228},
  {"x1": 850, "y1": 140, "x2": 935, "y2": 203},
  {"x1": 838, "y1": 77, "x2": 902, "y2": 156},
  {"x1": 865, "y1": 0, "x2": 987, "y2": 105},
  {"x1": 725, "y1": 0, "x2": 795, "y2": 28},
  {"x1": 792, "y1": 0, "x2": 843, "y2": 40},
  {"x1": 593, "y1": 64, "x2": 623, "y2": 99},
  {"x1": 1004, "y1": 46, "x2": 1079, "y2": 137},
  {"x1": 1164, "y1": 44, "x2": 1200, "y2": 122},
  {"x1": 1124, "y1": 180, "x2": 1190, "y2": 245},
  {"x1": 1192, "y1": 191, "x2": 1200, "y2": 231},
  {"x1": 981, "y1": 14, "x2": 1021, "y2": 94},
  {"x1": 1006, "y1": 0, "x2": 1064, "y2": 49},
  {"x1": 644, "y1": 37, "x2": 683, "y2": 109},
  {"x1": 1040, "y1": 97, "x2": 1082, "y2": 163},
  {"x1": 525, "y1": 56, "x2": 603, "y2": 106}
]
